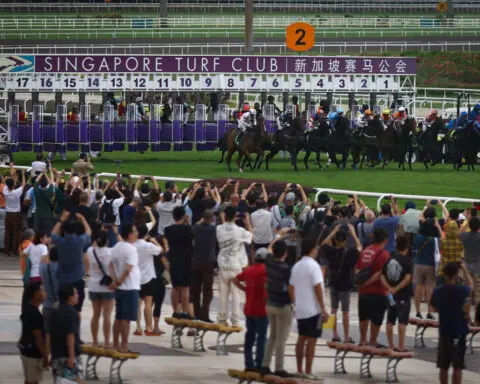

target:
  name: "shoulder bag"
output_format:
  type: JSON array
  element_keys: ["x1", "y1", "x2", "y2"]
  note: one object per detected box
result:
[{"x1": 92, "y1": 248, "x2": 113, "y2": 286}]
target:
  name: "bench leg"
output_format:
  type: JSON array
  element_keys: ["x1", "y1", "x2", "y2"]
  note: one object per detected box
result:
[
  {"x1": 85, "y1": 355, "x2": 100, "y2": 381},
  {"x1": 360, "y1": 353, "x2": 373, "y2": 379},
  {"x1": 193, "y1": 329, "x2": 208, "y2": 352},
  {"x1": 467, "y1": 331, "x2": 479, "y2": 355},
  {"x1": 171, "y1": 325, "x2": 185, "y2": 349},
  {"x1": 386, "y1": 358, "x2": 402, "y2": 383},
  {"x1": 333, "y1": 349, "x2": 348, "y2": 374},
  {"x1": 414, "y1": 325, "x2": 427, "y2": 348},
  {"x1": 216, "y1": 332, "x2": 231, "y2": 356},
  {"x1": 109, "y1": 358, "x2": 127, "y2": 384}
]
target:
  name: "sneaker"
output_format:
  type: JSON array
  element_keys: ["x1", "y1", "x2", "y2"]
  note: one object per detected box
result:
[
  {"x1": 303, "y1": 373, "x2": 319, "y2": 380},
  {"x1": 218, "y1": 320, "x2": 230, "y2": 326},
  {"x1": 172, "y1": 312, "x2": 183, "y2": 319},
  {"x1": 426, "y1": 313, "x2": 436, "y2": 320},
  {"x1": 182, "y1": 313, "x2": 195, "y2": 320},
  {"x1": 416, "y1": 312, "x2": 423, "y2": 319},
  {"x1": 274, "y1": 370, "x2": 293, "y2": 378}
]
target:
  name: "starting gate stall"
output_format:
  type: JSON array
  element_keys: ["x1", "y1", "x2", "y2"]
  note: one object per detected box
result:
[{"x1": 0, "y1": 54, "x2": 417, "y2": 155}]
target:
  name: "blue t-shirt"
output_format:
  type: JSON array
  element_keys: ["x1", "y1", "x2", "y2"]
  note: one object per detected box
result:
[
  {"x1": 121, "y1": 205, "x2": 136, "y2": 229},
  {"x1": 373, "y1": 216, "x2": 400, "y2": 252},
  {"x1": 414, "y1": 234, "x2": 436, "y2": 266},
  {"x1": 52, "y1": 233, "x2": 91, "y2": 285},
  {"x1": 431, "y1": 284, "x2": 470, "y2": 337},
  {"x1": 39, "y1": 262, "x2": 58, "y2": 308}
]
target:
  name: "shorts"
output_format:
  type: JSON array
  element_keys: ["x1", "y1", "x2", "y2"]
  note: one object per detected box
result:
[
  {"x1": 52, "y1": 357, "x2": 83, "y2": 381},
  {"x1": 437, "y1": 335, "x2": 466, "y2": 370},
  {"x1": 358, "y1": 294, "x2": 387, "y2": 326},
  {"x1": 20, "y1": 355, "x2": 44, "y2": 382},
  {"x1": 89, "y1": 291, "x2": 115, "y2": 301},
  {"x1": 387, "y1": 300, "x2": 411, "y2": 325},
  {"x1": 170, "y1": 265, "x2": 191, "y2": 288},
  {"x1": 140, "y1": 278, "x2": 156, "y2": 298},
  {"x1": 297, "y1": 314, "x2": 322, "y2": 339},
  {"x1": 115, "y1": 289, "x2": 140, "y2": 321},
  {"x1": 72, "y1": 279, "x2": 85, "y2": 312},
  {"x1": 330, "y1": 289, "x2": 351, "y2": 312},
  {"x1": 414, "y1": 265, "x2": 435, "y2": 286}
]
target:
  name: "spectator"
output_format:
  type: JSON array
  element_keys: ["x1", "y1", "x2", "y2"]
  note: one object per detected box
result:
[
  {"x1": 233, "y1": 247, "x2": 268, "y2": 372},
  {"x1": 134, "y1": 223, "x2": 162, "y2": 336},
  {"x1": 187, "y1": 182, "x2": 220, "y2": 224},
  {"x1": 76, "y1": 191, "x2": 95, "y2": 231},
  {"x1": 438, "y1": 221, "x2": 464, "y2": 285},
  {"x1": 414, "y1": 217, "x2": 441, "y2": 319},
  {"x1": 86, "y1": 231, "x2": 115, "y2": 347},
  {"x1": 288, "y1": 236, "x2": 328, "y2": 380},
  {"x1": 32, "y1": 172, "x2": 56, "y2": 233},
  {"x1": 431, "y1": 262, "x2": 473, "y2": 384},
  {"x1": 319, "y1": 225, "x2": 360, "y2": 343},
  {"x1": 217, "y1": 206, "x2": 253, "y2": 326},
  {"x1": 18, "y1": 282, "x2": 48, "y2": 384},
  {"x1": 19, "y1": 228, "x2": 35, "y2": 277},
  {"x1": 51, "y1": 211, "x2": 92, "y2": 336},
  {"x1": 279, "y1": 183, "x2": 309, "y2": 223},
  {"x1": 156, "y1": 190, "x2": 182, "y2": 236},
  {"x1": 355, "y1": 228, "x2": 390, "y2": 347},
  {"x1": 381, "y1": 235, "x2": 413, "y2": 352},
  {"x1": 460, "y1": 217, "x2": 480, "y2": 320},
  {"x1": 333, "y1": 197, "x2": 361, "y2": 248},
  {"x1": 100, "y1": 183, "x2": 125, "y2": 227},
  {"x1": 357, "y1": 209, "x2": 376, "y2": 247},
  {"x1": 251, "y1": 198, "x2": 274, "y2": 250},
  {"x1": 4, "y1": 168, "x2": 26, "y2": 256},
  {"x1": 122, "y1": 196, "x2": 142, "y2": 231},
  {"x1": 21, "y1": 231, "x2": 48, "y2": 284},
  {"x1": 260, "y1": 240, "x2": 293, "y2": 378},
  {"x1": 399, "y1": 201, "x2": 422, "y2": 235},
  {"x1": 72, "y1": 152, "x2": 94, "y2": 177},
  {"x1": 372, "y1": 200, "x2": 399, "y2": 256},
  {"x1": 109, "y1": 224, "x2": 141, "y2": 353},
  {"x1": 278, "y1": 205, "x2": 297, "y2": 267},
  {"x1": 191, "y1": 209, "x2": 217, "y2": 322},
  {"x1": 50, "y1": 284, "x2": 82, "y2": 382},
  {"x1": 39, "y1": 246, "x2": 59, "y2": 358},
  {"x1": 267, "y1": 195, "x2": 282, "y2": 231},
  {"x1": 153, "y1": 237, "x2": 169, "y2": 335},
  {"x1": 31, "y1": 153, "x2": 47, "y2": 176},
  {"x1": 164, "y1": 206, "x2": 194, "y2": 319},
  {"x1": 134, "y1": 175, "x2": 158, "y2": 203}
]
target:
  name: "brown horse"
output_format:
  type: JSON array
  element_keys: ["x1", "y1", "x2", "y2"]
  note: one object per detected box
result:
[{"x1": 224, "y1": 117, "x2": 266, "y2": 172}]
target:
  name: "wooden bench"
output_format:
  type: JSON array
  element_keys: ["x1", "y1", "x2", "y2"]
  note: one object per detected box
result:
[
  {"x1": 165, "y1": 317, "x2": 242, "y2": 355},
  {"x1": 81, "y1": 344, "x2": 140, "y2": 384},
  {"x1": 408, "y1": 318, "x2": 480, "y2": 353},
  {"x1": 227, "y1": 369, "x2": 301, "y2": 384},
  {"x1": 327, "y1": 342, "x2": 414, "y2": 383}
]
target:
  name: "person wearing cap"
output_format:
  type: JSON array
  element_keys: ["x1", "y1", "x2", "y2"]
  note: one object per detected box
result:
[
  {"x1": 399, "y1": 201, "x2": 422, "y2": 235},
  {"x1": 191, "y1": 209, "x2": 217, "y2": 323},
  {"x1": 393, "y1": 107, "x2": 407, "y2": 122},
  {"x1": 72, "y1": 152, "x2": 94, "y2": 178},
  {"x1": 279, "y1": 183, "x2": 309, "y2": 224},
  {"x1": 381, "y1": 109, "x2": 393, "y2": 129},
  {"x1": 372, "y1": 198, "x2": 399, "y2": 256},
  {"x1": 233, "y1": 247, "x2": 268, "y2": 373},
  {"x1": 356, "y1": 109, "x2": 372, "y2": 129}
]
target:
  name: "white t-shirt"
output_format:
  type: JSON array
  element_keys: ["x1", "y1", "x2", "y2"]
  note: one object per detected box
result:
[
  {"x1": 216, "y1": 222, "x2": 252, "y2": 271},
  {"x1": 31, "y1": 161, "x2": 46, "y2": 174},
  {"x1": 101, "y1": 196, "x2": 125, "y2": 226},
  {"x1": 134, "y1": 239, "x2": 162, "y2": 285},
  {"x1": 24, "y1": 243, "x2": 49, "y2": 279},
  {"x1": 289, "y1": 256, "x2": 325, "y2": 320},
  {"x1": 250, "y1": 209, "x2": 274, "y2": 245},
  {"x1": 3, "y1": 186, "x2": 24, "y2": 213},
  {"x1": 87, "y1": 246, "x2": 113, "y2": 293},
  {"x1": 110, "y1": 241, "x2": 141, "y2": 291}
]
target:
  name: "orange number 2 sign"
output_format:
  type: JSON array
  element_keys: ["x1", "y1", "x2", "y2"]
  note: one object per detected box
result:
[{"x1": 286, "y1": 22, "x2": 315, "y2": 52}]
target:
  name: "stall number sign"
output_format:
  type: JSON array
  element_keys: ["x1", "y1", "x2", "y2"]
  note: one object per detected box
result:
[
  {"x1": 3, "y1": 73, "x2": 400, "y2": 92},
  {"x1": 285, "y1": 22, "x2": 315, "y2": 52}
]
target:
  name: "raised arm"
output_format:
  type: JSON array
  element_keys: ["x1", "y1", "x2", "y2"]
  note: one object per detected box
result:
[
  {"x1": 297, "y1": 184, "x2": 308, "y2": 204},
  {"x1": 75, "y1": 212, "x2": 92, "y2": 236},
  {"x1": 278, "y1": 183, "x2": 291, "y2": 204},
  {"x1": 151, "y1": 176, "x2": 159, "y2": 191},
  {"x1": 260, "y1": 183, "x2": 268, "y2": 202}
]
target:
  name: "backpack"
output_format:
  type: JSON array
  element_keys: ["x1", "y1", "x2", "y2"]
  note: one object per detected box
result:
[
  {"x1": 300, "y1": 208, "x2": 324, "y2": 237},
  {"x1": 99, "y1": 200, "x2": 116, "y2": 224}
]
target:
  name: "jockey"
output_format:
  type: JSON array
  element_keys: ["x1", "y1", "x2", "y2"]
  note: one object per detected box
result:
[
  {"x1": 291, "y1": 95, "x2": 300, "y2": 117},
  {"x1": 238, "y1": 104, "x2": 253, "y2": 132},
  {"x1": 307, "y1": 107, "x2": 325, "y2": 131},
  {"x1": 447, "y1": 111, "x2": 469, "y2": 130},
  {"x1": 381, "y1": 109, "x2": 393, "y2": 130},
  {"x1": 393, "y1": 106, "x2": 407, "y2": 122},
  {"x1": 470, "y1": 103, "x2": 480, "y2": 122},
  {"x1": 356, "y1": 109, "x2": 373, "y2": 129},
  {"x1": 328, "y1": 107, "x2": 344, "y2": 122},
  {"x1": 267, "y1": 95, "x2": 282, "y2": 115},
  {"x1": 276, "y1": 111, "x2": 293, "y2": 131}
]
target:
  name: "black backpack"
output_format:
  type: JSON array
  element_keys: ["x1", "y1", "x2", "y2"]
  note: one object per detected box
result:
[
  {"x1": 100, "y1": 200, "x2": 116, "y2": 224},
  {"x1": 300, "y1": 208, "x2": 325, "y2": 237}
]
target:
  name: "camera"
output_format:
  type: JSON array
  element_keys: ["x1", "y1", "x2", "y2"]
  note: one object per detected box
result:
[
  {"x1": 230, "y1": 180, "x2": 237, "y2": 184},
  {"x1": 122, "y1": 173, "x2": 129, "y2": 178},
  {"x1": 255, "y1": 183, "x2": 262, "y2": 187},
  {"x1": 431, "y1": 200, "x2": 438, "y2": 205},
  {"x1": 144, "y1": 176, "x2": 151, "y2": 181},
  {"x1": 290, "y1": 183, "x2": 297, "y2": 189}
]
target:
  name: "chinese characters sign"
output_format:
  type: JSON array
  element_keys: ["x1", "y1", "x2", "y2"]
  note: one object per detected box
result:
[{"x1": 0, "y1": 55, "x2": 416, "y2": 75}]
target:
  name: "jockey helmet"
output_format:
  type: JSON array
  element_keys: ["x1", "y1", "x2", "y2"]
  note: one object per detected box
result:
[
  {"x1": 362, "y1": 104, "x2": 369, "y2": 111},
  {"x1": 337, "y1": 108, "x2": 344, "y2": 114},
  {"x1": 267, "y1": 95, "x2": 274, "y2": 102},
  {"x1": 382, "y1": 109, "x2": 391, "y2": 116},
  {"x1": 317, "y1": 107, "x2": 323, "y2": 114},
  {"x1": 364, "y1": 109, "x2": 372, "y2": 116},
  {"x1": 475, "y1": 104, "x2": 480, "y2": 110},
  {"x1": 243, "y1": 104, "x2": 250, "y2": 111},
  {"x1": 254, "y1": 102, "x2": 260, "y2": 109},
  {"x1": 461, "y1": 111, "x2": 468, "y2": 117},
  {"x1": 292, "y1": 95, "x2": 299, "y2": 103},
  {"x1": 398, "y1": 107, "x2": 406, "y2": 112}
]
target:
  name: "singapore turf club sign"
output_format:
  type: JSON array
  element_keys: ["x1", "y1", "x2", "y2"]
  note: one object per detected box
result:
[{"x1": 2, "y1": 55, "x2": 416, "y2": 75}]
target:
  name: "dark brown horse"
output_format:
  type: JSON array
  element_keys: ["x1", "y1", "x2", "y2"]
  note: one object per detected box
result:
[{"x1": 379, "y1": 117, "x2": 417, "y2": 170}]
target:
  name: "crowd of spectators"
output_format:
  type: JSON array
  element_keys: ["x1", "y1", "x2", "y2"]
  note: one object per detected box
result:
[{"x1": 8, "y1": 154, "x2": 480, "y2": 383}]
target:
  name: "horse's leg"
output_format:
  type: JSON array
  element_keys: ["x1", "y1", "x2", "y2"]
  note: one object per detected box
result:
[
  {"x1": 236, "y1": 152, "x2": 243, "y2": 173},
  {"x1": 316, "y1": 152, "x2": 323, "y2": 169},
  {"x1": 218, "y1": 150, "x2": 225, "y2": 164},
  {"x1": 245, "y1": 150, "x2": 254, "y2": 171},
  {"x1": 266, "y1": 148, "x2": 279, "y2": 170},
  {"x1": 291, "y1": 150, "x2": 298, "y2": 172},
  {"x1": 303, "y1": 150, "x2": 311, "y2": 170},
  {"x1": 225, "y1": 149, "x2": 234, "y2": 172},
  {"x1": 360, "y1": 153, "x2": 365, "y2": 169}
]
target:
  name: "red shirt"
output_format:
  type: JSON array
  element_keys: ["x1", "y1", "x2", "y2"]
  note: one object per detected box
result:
[
  {"x1": 355, "y1": 245, "x2": 390, "y2": 296},
  {"x1": 236, "y1": 263, "x2": 267, "y2": 317}
]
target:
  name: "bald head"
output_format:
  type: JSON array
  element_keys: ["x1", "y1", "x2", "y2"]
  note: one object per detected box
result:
[
  {"x1": 230, "y1": 193, "x2": 240, "y2": 206},
  {"x1": 365, "y1": 209, "x2": 376, "y2": 223}
]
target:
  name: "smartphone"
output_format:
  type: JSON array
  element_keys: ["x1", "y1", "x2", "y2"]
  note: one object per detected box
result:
[
  {"x1": 291, "y1": 183, "x2": 297, "y2": 189},
  {"x1": 348, "y1": 194, "x2": 354, "y2": 198},
  {"x1": 144, "y1": 176, "x2": 151, "y2": 181},
  {"x1": 431, "y1": 200, "x2": 438, "y2": 205},
  {"x1": 255, "y1": 183, "x2": 262, "y2": 187},
  {"x1": 230, "y1": 180, "x2": 237, "y2": 184},
  {"x1": 122, "y1": 173, "x2": 129, "y2": 178}
]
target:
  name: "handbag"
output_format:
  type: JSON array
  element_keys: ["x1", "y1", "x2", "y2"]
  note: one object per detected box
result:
[{"x1": 92, "y1": 248, "x2": 113, "y2": 286}]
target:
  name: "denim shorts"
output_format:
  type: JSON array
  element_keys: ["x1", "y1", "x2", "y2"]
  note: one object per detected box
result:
[
  {"x1": 89, "y1": 291, "x2": 115, "y2": 301},
  {"x1": 115, "y1": 290, "x2": 140, "y2": 321}
]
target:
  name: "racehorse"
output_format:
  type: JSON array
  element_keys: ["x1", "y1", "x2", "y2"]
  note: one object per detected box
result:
[
  {"x1": 327, "y1": 116, "x2": 351, "y2": 170},
  {"x1": 451, "y1": 123, "x2": 480, "y2": 171},
  {"x1": 395, "y1": 117, "x2": 417, "y2": 171},
  {"x1": 224, "y1": 116, "x2": 266, "y2": 173},
  {"x1": 265, "y1": 117, "x2": 305, "y2": 171},
  {"x1": 351, "y1": 117, "x2": 384, "y2": 169},
  {"x1": 417, "y1": 117, "x2": 446, "y2": 169},
  {"x1": 303, "y1": 118, "x2": 330, "y2": 170}
]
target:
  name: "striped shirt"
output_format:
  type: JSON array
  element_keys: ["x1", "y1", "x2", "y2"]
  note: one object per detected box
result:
[{"x1": 266, "y1": 255, "x2": 291, "y2": 307}]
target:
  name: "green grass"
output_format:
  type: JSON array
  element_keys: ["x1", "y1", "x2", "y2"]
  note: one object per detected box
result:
[{"x1": 9, "y1": 150, "x2": 479, "y2": 210}]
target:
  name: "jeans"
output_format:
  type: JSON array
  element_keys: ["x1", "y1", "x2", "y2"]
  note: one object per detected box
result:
[
  {"x1": 244, "y1": 316, "x2": 269, "y2": 370},
  {"x1": 217, "y1": 269, "x2": 242, "y2": 325},
  {"x1": 262, "y1": 305, "x2": 293, "y2": 371},
  {"x1": 191, "y1": 263, "x2": 215, "y2": 321}
]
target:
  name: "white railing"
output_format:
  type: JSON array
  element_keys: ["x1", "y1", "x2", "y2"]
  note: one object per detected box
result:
[
  {"x1": 314, "y1": 188, "x2": 479, "y2": 212},
  {"x1": 1, "y1": 41, "x2": 479, "y2": 55}
]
